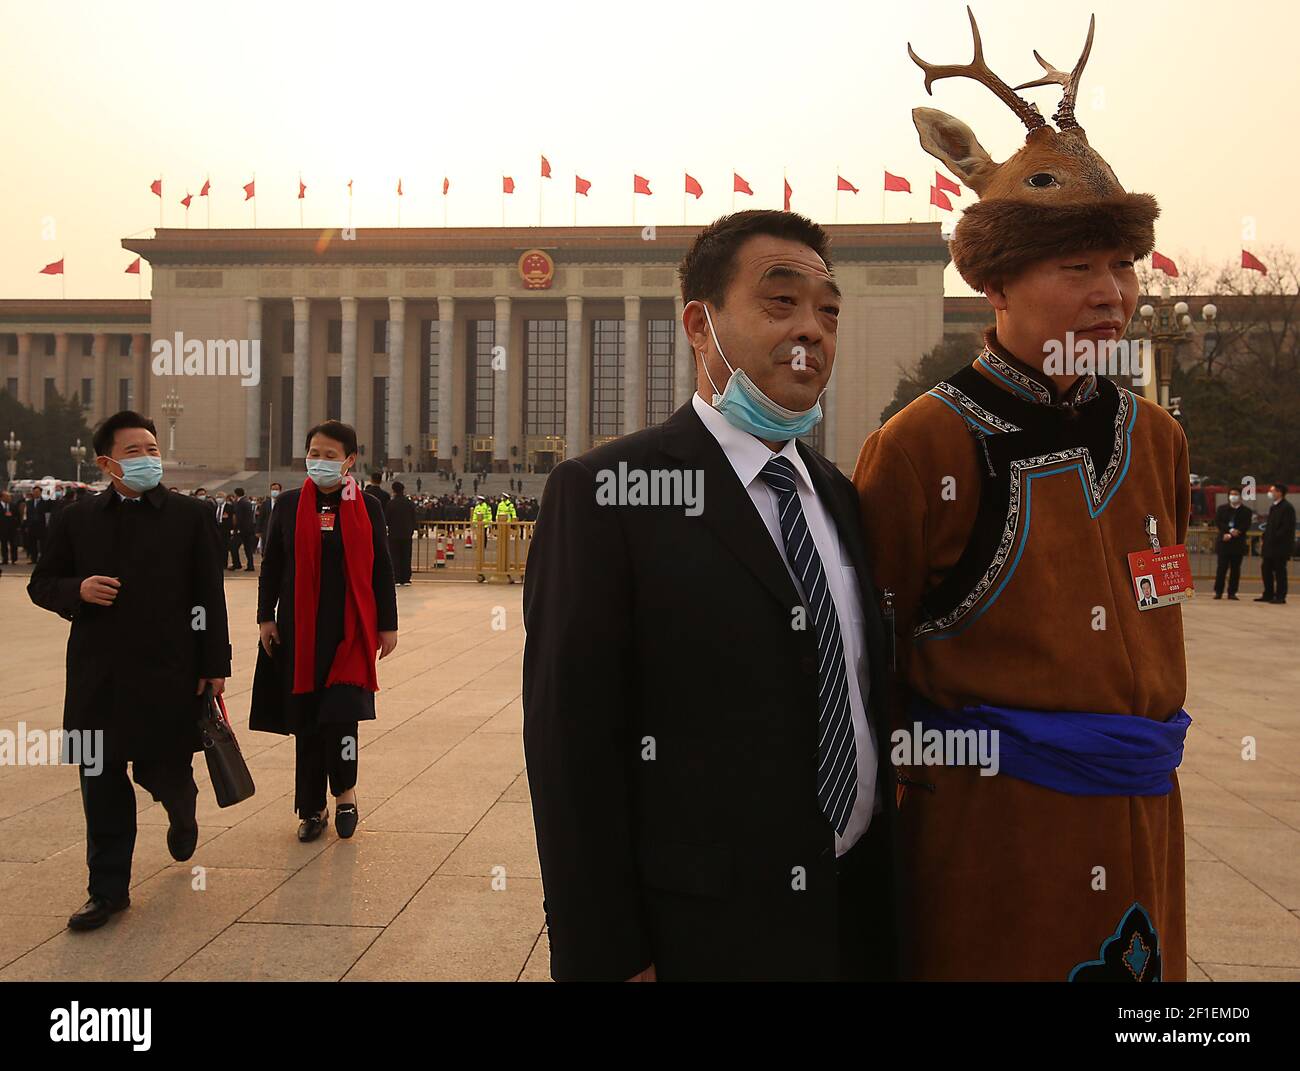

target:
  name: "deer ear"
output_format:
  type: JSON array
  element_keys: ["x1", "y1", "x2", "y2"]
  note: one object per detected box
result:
[{"x1": 912, "y1": 107, "x2": 998, "y2": 195}]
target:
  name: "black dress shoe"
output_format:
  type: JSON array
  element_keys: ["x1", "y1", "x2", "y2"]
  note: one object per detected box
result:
[
  {"x1": 335, "y1": 803, "x2": 359, "y2": 839},
  {"x1": 1228, "y1": 594, "x2": 1239, "y2": 600},
  {"x1": 67, "y1": 894, "x2": 130, "y2": 931},
  {"x1": 1254, "y1": 595, "x2": 1274, "y2": 602},
  {"x1": 1213, "y1": 593, "x2": 1222, "y2": 599},
  {"x1": 297, "y1": 810, "x2": 329, "y2": 842},
  {"x1": 166, "y1": 816, "x2": 199, "y2": 862}
]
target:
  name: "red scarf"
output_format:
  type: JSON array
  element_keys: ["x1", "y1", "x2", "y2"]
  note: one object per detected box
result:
[{"x1": 292, "y1": 475, "x2": 380, "y2": 694}]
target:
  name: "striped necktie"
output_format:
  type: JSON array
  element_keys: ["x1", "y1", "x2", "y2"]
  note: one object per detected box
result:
[{"x1": 758, "y1": 455, "x2": 857, "y2": 835}]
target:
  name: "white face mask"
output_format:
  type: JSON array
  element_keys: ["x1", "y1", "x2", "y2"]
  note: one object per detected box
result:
[{"x1": 1229, "y1": 496, "x2": 1241, "y2": 506}]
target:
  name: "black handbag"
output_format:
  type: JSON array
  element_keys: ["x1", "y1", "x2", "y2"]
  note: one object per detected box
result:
[{"x1": 198, "y1": 685, "x2": 256, "y2": 807}]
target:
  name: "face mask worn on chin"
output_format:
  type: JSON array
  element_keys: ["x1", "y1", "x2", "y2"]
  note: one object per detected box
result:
[
  {"x1": 306, "y1": 459, "x2": 349, "y2": 488},
  {"x1": 698, "y1": 302, "x2": 824, "y2": 441},
  {"x1": 109, "y1": 455, "x2": 163, "y2": 493}
]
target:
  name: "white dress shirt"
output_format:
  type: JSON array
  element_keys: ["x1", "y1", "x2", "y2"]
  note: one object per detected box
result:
[{"x1": 691, "y1": 392, "x2": 879, "y2": 855}]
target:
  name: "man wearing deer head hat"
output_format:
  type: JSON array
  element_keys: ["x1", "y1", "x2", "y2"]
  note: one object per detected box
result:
[{"x1": 854, "y1": 9, "x2": 1189, "y2": 981}]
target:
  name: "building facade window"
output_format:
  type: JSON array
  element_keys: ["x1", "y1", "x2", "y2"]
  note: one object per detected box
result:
[
  {"x1": 80, "y1": 377, "x2": 93, "y2": 408},
  {"x1": 373, "y1": 319, "x2": 388, "y2": 353},
  {"x1": 466, "y1": 320, "x2": 496, "y2": 437},
  {"x1": 372, "y1": 376, "x2": 389, "y2": 464},
  {"x1": 328, "y1": 319, "x2": 342, "y2": 354},
  {"x1": 525, "y1": 319, "x2": 566, "y2": 436},
  {"x1": 645, "y1": 318, "x2": 675, "y2": 426},
  {"x1": 118, "y1": 335, "x2": 132, "y2": 357},
  {"x1": 327, "y1": 376, "x2": 341, "y2": 421},
  {"x1": 590, "y1": 319, "x2": 624, "y2": 438}
]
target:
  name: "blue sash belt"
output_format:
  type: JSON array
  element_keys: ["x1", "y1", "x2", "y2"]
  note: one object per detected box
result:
[{"x1": 908, "y1": 695, "x2": 1192, "y2": 796}]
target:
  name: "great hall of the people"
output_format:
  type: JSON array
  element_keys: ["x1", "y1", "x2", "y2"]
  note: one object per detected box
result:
[{"x1": 0, "y1": 223, "x2": 983, "y2": 477}]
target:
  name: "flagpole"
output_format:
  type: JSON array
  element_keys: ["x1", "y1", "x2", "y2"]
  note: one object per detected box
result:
[
  {"x1": 573, "y1": 182, "x2": 576, "y2": 226},
  {"x1": 782, "y1": 167, "x2": 787, "y2": 213},
  {"x1": 299, "y1": 173, "x2": 303, "y2": 228},
  {"x1": 206, "y1": 176, "x2": 211, "y2": 228},
  {"x1": 682, "y1": 182, "x2": 686, "y2": 225},
  {"x1": 539, "y1": 157, "x2": 544, "y2": 227},
  {"x1": 62, "y1": 257, "x2": 66, "y2": 299},
  {"x1": 834, "y1": 163, "x2": 840, "y2": 223},
  {"x1": 159, "y1": 174, "x2": 163, "y2": 228},
  {"x1": 252, "y1": 171, "x2": 257, "y2": 227},
  {"x1": 881, "y1": 185, "x2": 885, "y2": 224}
]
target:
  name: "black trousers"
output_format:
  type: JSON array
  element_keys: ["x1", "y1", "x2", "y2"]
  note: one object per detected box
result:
[
  {"x1": 78, "y1": 753, "x2": 197, "y2": 902},
  {"x1": 389, "y1": 535, "x2": 412, "y2": 584},
  {"x1": 1214, "y1": 551, "x2": 1245, "y2": 595},
  {"x1": 294, "y1": 722, "x2": 359, "y2": 818},
  {"x1": 1262, "y1": 556, "x2": 1290, "y2": 600},
  {"x1": 835, "y1": 814, "x2": 896, "y2": 981},
  {"x1": 0, "y1": 526, "x2": 16, "y2": 563}
]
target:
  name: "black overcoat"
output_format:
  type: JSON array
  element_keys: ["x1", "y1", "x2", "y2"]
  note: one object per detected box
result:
[
  {"x1": 249, "y1": 483, "x2": 398, "y2": 736},
  {"x1": 27, "y1": 484, "x2": 232, "y2": 762}
]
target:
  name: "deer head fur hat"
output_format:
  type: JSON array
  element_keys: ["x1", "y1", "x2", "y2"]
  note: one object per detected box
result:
[{"x1": 910, "y1": 7, "x2": 1158, "y2": 291}]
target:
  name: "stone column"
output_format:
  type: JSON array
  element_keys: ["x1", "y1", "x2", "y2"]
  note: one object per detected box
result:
[
  {"x1": 565, "y1": 295, "x2": 584, "y2": 459},
  {"x1": 292, "y1": 296, "x2": 310, "y2": 459},
  {"x1": 131, "y1": 333, "x2": 148, "y2": 413},
  {"x1": 674, "y1": 295, "x2": 693, "y2": 408},
  {"x1": 623, "y1": 295, "x2": 642, "y2": 435},
  {"x1": 387, "y1": 296, "x2": 406, "y2": 468},
  {"x1": 437, "y1": 296, "x2": 455, "y2": 471},
  {"x1": 91, "y1": 333, "x2": 109, "y2": 424},
  {"x1": 16, "y1": 333, "x2": 31, "y2": 407},
  {"x1": 244, "y1": 298, "x2": 263, "y2": 468},
  {"x1": 54, "y1": 332, "x2": 69, "y2": 403},
  {"x1": 340, "y1": 296, "x2": 358, "y2": 426},
  {"x1": 492, "y1": 295, "x2": 511, "y2": 472}
]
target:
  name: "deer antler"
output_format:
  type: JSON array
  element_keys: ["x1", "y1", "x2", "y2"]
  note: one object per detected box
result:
[
  {"x1": 908, "y1": 5, "x2": 1048, "y2": 133},
  {"x1": 1014, "y1": 14, "x2": 1096, "y2": 132}
]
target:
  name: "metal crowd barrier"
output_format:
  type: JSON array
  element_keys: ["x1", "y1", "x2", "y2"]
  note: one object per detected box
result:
[
  {"x1": 1186, "y1": 524, "x2": 1264, "y2": 581},
  {"x1": 411, "y1": 520, "x2": 534, "y2": 582}
]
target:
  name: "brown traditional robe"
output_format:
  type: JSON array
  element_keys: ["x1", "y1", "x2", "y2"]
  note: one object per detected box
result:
[{"x1": 852, "y1": 327, "x2": 1189, "y2": 982}]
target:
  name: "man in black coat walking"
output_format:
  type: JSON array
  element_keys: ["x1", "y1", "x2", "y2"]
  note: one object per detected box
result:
[
  {"x1": 231, "y1": 487, "x2": 257, "y2": 571},
  {"x1": 1257, "y1": 483, "x2": 1296, "y2": 604},
  {"x1": 1213, "y1": 489, "x2": 1253, "y2": 599},
  {"x1": 28, "y1": 410, "x2": 231, "y2": 932},
  {"x1": 364, "y1": 472, "x2": 391, "y2": 510},
  {"x1": 522, "y1": 211, "x2": 897, "y2": 982},
  {"x1": 385, "y1": 480, "x2": 417, "y2": 585}
]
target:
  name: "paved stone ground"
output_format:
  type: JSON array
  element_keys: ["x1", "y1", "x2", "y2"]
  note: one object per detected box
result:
[{"x1": 0, "y1": 571, "x2": 1296, "y2": 981}]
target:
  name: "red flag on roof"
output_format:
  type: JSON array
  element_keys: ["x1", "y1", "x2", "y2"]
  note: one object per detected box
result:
[
  {"x1": 1241, "y1": 249, "x2": 1267, "y2": 274},
  {"x1": 633, "y1": 174, "x2": 652, "y2": 195},
  {"x1": 837, "y1": 175, "x2": 859, "y2": 194},
  {"x1": 733, "y1": 173, "x2": 753, "y2": 196},
  {"x1": 125, "y1": 257, "x2": 141, "y2": 274},
  {"x1": 684, "y1": 173, "x2": 702, "y2": 198},
  {"x1": 575, "y1": 175, "x2": 591, "y2": 196},
  {"x1": 1151, "y1": 250, "x2": 1179, "y2": 277},
  {"x1": 884, "y1": 171, "x2": 910, "y2": 193},
  {"x1": 40, "y1": 258, "x2": 64, "y2": 275}
]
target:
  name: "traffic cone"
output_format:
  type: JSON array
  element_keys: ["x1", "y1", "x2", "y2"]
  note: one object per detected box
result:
[
  {"x1": 445, "y1": 533, "x2": 455, "y2": 560},
  {"x1": 464, "y1": 528, "x2": 473, "y2": 549},
  {"x1": 434, "y1": 534, "x2": 446, "y2": 569}
]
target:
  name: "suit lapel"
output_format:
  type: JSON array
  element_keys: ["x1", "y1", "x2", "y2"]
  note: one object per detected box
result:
[{"x1": 659, "y1": 402, "x2": 801, "y2": 612}]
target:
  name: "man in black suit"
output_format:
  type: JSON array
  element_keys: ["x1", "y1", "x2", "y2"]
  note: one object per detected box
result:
[
  {"x1": 1213, "y1": 489, "x2": 1253, "y2": 600},
  {"x1": 28, "y1": 410, "x2": 231, "y2": 931},
  {"x1": 231, "y1": 487, "x2": 257, "y2": 571},
  {"x1": 214, "y1": 493, "x2": 237, "y2": 569},
  {"x1": 1257, "y1": 483, "x2": 1296, "y2": 604},
  {"x1": 523, "y1": 210, "x2": 896, "y2": 982},
  {"x1": 0, "y1": 490, "x2": 18, "y2": 564},
  {"x1": 22, "y1": 486, "x2": 48, "y2": 563},
  {"x1": 385, "y1": 480, "x2": 416, "y2": 585}
]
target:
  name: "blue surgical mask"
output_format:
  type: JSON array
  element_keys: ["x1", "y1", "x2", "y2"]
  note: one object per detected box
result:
[
  {"x1": 699, "y1": 303, "x2": 824, "y2": 441},
  {"x1": 109, "y1": 455, "x2": 163, "y2": 492},
  {"x1": 269, "y1": 489, "x2": 280, "y2": 499},
  {"x1": 306, "y1": 459, "x2": 348, "y2": 488}
]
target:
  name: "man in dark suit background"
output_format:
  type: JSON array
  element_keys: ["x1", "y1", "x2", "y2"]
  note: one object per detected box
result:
[
  {"x1": 1258, "y1": 483, "x2": 1296, "y2": 604},
  {"x1": 385, "y1": 480, "x2": 416, "y2": 585},
  {"x1": 23, "y1": 485, "x2": 49, "y2": 564},
  {"x1": 0, "y1": 490, "x2": 18, "y2": 565},
  {"x1": 231, "y1": 487, "x2": 257, "y2": 571},
  {"x1": 523, "y1": 210, "x2": 897, "y2": 982},
  {"x1": 27, "y1": 410, "x2": 231, "y2": 931},
  {"x1": 1213, "y1": 488, "x2": 1253, "y2": 600},
  {"x1": 214, "y1": 492, "x2": 236, "y2": 569}
]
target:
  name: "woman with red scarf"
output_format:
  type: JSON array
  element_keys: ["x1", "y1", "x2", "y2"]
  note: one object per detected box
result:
[{"x1": 251, "y1": 420, "x2": 399, "y2": 841}]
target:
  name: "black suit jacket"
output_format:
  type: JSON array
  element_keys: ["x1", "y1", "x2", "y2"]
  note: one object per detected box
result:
[
  {"x1": 233, "y1": 496, "x2": 255, "y2": 535},
  {"x1": 1214, "y1": 503, "x2": 1253, "y2": 557},
  {"x1": 1262, "y1": 497, "x2": 1297, "y2": 559},
  {"x1": 522, "y1": 401, "x2": 897, "y2": 981}
]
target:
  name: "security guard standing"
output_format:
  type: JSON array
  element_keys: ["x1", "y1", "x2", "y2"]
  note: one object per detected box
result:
[
  {"x1": 471, "y1": 496, "x2": 492, "y2": 525},
  {"x1": 494, "y1": 492, "x2": 517, "y2": 523}
]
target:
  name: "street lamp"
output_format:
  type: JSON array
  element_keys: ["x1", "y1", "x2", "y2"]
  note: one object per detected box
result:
[
  {"x1": 1136, "y1": 283, "x2": 1196, "y2": 410},
  {"x1": 4, "y1": 430, "x2": 20, "y2": 487},
  {"x1": 161, "y1": 389, "x2": 184, "y2": 459},
  {"x1": 69, "y1": 437, "x2": 86, "y2": 483}
]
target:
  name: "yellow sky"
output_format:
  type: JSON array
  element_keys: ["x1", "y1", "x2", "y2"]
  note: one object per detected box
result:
[{"x1": 2, "y1": 0, "x2": 1295, "y2": 299}]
